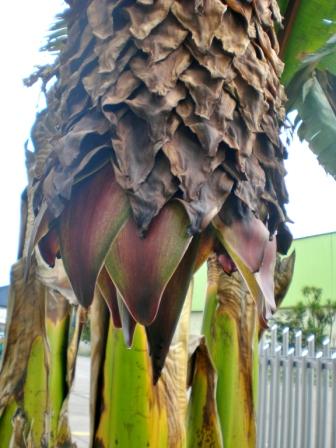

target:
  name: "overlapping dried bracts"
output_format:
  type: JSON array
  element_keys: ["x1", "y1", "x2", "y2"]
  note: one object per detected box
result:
[{"x1": 29, "y1": 0, "x2": 292, "y2": 378}]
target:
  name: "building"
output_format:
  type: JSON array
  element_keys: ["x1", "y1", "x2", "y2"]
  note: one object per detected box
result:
[
  {"x1": 281, "y1": 232, "x2": 335, "y2": 307},
  {"x1": 0, "y1": 285, "x2": 9, "y2": 333}
]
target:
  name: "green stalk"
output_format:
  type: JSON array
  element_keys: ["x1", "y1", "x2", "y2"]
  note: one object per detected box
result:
[
  {"x1": 186, "y1": 339, "x2": 223, "y2": 448},
  {"x1": 186, "y1": 259, "x2": 222, "y2": 447},
  {"x1": 23, "y1": 335, "x2": 48, "y2": 446},
  {"x1": 91, "y1": 289, "x2": 191, "y2": 447},
  {"x1": 0, "y1": 259, "x2": 76, "y2": 447},
  {"x1": 45, "y1": 293, "x2": 71, "y2": 446},
  {"x1": 56, "y1": 305, "x2": 85, "y2": 446},
  {"x1": 94, "y1": 320, "x2": 170, "y2": 447},
  {"x1": 0, "y1": 400, "x2": 17, "y2": 447},
  {"x1": 89, "y1": 291, "x2": 110, "y2": 448},
  {"x1": 202, "y1": 255, "x2": 258, "y2": 448},
  {"x1": 0, "y1": 260, "x2": 48, "y2": 444}
]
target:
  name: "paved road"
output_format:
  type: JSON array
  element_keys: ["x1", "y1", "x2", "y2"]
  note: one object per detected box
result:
[{"x1": 69, "y1": 356, "x2": 90, "y2": 447}]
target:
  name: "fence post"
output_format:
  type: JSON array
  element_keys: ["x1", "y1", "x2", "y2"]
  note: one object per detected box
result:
[
  {"x1": 318, "y1": 338, "x2": 330, "y2": 448},
  {"x1": 258, "y1": 340, "x2": 270, "y2": 448},
  {"x1": 268, "y1": 326, "x2": 282, "y2": 448},
  {"x1": 304, "y1": 335, "x2": 315, "y2": 448},
  {"x1": 331, "y1": 352, "x2": 336, "y2": 448},
  {"x1": 293, "y1": 331, "x2": 305, "y2": 448},
  {"x1": 279, "y1": 327, "x2": 293, "y2": 448},
  {"x1": 314, "y1": 351, "x2": 323, "y2": 448},
  {"x1": 279, "y1": 328, "x2": 288, "y2": 448}
]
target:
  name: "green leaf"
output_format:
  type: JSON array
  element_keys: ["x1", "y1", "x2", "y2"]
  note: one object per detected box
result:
[
  {"x1": 278, "y1": 0, "x2": 290, "y2": 15},
  {"x1": 300, "y1": 34, "x2": 336, "y2": 74},
  {"x1": 288, "y1": 72, "x2": 336, "y2": 178},
  {"x1": 282, "y1": 2, "x2": 336, "y2": 84}
]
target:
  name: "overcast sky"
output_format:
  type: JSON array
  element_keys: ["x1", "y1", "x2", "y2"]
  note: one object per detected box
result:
[{"x1": 0, "y1": 1, "x2": 335, "y2": 286}]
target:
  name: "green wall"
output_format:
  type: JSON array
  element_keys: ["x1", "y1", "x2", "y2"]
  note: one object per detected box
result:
[
  {"x1": 282, "y1": 232, "x2": 336, "y2": 307},
  {"x1": 192, "y1": 263, "x2": 207, "y2": 311},
  {"x1": 192, "y1": 232, "x2": 336, "y2": 311}
]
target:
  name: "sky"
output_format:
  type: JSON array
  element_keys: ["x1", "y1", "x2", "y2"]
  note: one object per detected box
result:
[{"x1": 0, "y1": 2, "x2": 335, "y2": 286}]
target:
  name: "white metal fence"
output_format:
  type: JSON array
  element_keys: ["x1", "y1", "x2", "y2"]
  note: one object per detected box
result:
[{"x1": 257, "y1": 326, "x2": 336, "y2": 448}]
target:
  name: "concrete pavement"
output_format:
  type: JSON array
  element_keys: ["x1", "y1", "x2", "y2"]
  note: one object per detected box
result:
[{"x1": 69, "y1": 356, "x2": 90, "y2": 447}]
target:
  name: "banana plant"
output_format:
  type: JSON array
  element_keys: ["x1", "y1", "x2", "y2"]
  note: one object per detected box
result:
[{"x1": 1, "y1": 0, "x2": 334, "y2": 447}]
